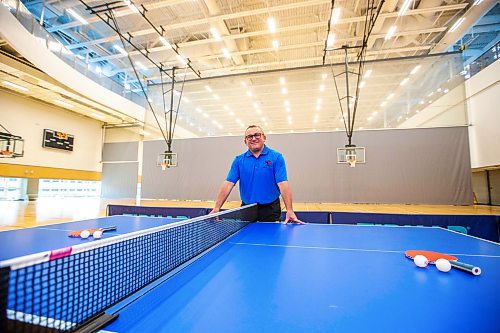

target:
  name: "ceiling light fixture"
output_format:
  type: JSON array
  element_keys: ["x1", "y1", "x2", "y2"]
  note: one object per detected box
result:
[
  {"x1": 221, "y1": 48, "x2": 231, "y2": 59},
  {"x1": 385, "y1": 25, "x2": 397, "y2": 40},
  {"x1": 135, "y1": 61, "x2": 147, "y2": 71},
  {"x1": 176, "y1": 54, "x2": 187, "y2": 65},
  {"x1": 159, "y1": 36, "x2": 172, "y2": 49},
  {"x1": 113, "y1": 44, "x2": 128, "y2": 56},
  {"x1": 66, "y1": 8, "x2": 88, "y2": 25},
  {"x1": 123, "y1": 0, "x2": 139, "y2": 14},
  {"x1": 398, "y1": 0, "x2": 413, "y2": 16},
  {"x1": 210, "y1": 27, "x2": 221, "y2": 41},
  {"x1": 267, "y1": 17, "x2": 277, "y2": 33},
  {"x1": 54, "y1": 99, "x2": 74, "y2": 108},
  {"x1": 410, "y1": 65, "x2": 421, "y2": 75},
  {"x1": 2, "y1": 81, "x2": 29, "y2": 92},
  {"x1": 91, "y1": 112, "x2": 105, "y2": 119},
  {"x1": 449, "y1": 17, "x2": 465, "y2": 33},
  {"x1": 326, "y1": 33, "x2": 335, "y2": 49},
  {"x1": 330, "y1": 8, "x2": 341, "y2": 26}
]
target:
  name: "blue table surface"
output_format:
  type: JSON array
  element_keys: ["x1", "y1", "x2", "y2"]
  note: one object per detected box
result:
[
  {"x1": 0, "y1": 215, "x2": 184, "y2": 261},
  {"x1": 101, "y1": 223, "x2": 500, "y2": 333}
]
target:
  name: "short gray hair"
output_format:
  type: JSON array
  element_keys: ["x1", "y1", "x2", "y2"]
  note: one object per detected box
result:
[{"x1": 245, "y1": 125, "x2": 264, "y2": 134}]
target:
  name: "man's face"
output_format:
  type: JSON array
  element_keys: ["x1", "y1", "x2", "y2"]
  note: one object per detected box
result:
[{"x1": 244, "y1": 127, "x2": 266, "y2": 152}]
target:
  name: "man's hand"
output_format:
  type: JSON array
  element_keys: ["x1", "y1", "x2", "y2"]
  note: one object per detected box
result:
[
  {"x1": 209, "y1": 208, "x2": 220, "y2": 215},
  {"x1": 284, "y1": 211, "x2": 304, "y2": 224}
]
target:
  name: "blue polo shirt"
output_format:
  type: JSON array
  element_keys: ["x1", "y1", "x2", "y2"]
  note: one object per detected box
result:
[{"x1": 226, "y1": 145, "x2": 288, "y2": 204}]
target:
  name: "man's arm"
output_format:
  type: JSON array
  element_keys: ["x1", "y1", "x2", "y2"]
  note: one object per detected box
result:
[
  {"x1": 209, "y1": 181, "x2": 235, "y2": 214},
  {"x1": 277, "y1": 181, "x2": 303, "y2": 224}
]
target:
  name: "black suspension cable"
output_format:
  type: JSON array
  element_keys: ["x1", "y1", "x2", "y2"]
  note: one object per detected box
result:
[{"x1": 108, "y1": 10, "x2": 168, "y2": 144}]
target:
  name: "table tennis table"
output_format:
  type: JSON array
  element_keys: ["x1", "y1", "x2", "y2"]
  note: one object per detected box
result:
[
  {"x1": 0, "y1": 215, "x2": 186, "y2": 261},
  {"x1": 1, "y1": 210, "x2": 499, "y2": 333}
]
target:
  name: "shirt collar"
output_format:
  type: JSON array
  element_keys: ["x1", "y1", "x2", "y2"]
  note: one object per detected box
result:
[{"x1": 245, "y1": 145, "x2": 269, "y2": 157}]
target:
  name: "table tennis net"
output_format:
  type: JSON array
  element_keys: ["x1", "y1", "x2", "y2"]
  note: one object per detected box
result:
[{"x1": 0, "y1": 204, "x2": 258, "y2": 333}]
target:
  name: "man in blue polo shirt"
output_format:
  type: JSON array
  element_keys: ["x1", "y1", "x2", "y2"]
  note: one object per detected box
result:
[{"x1": 210, "y1": 125, "x2": 302, "y2": 223}]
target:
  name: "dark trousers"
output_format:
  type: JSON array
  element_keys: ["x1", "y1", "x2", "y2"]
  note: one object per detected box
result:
[{"x1": 242, "y1": 197, "x2": 281, "y2": 222}]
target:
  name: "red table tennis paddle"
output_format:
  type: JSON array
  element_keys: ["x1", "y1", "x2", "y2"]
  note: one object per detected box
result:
[
  {"x1": 405, "y1": 250, "x2": 481, "y2": 276},
  {"x1": 68, "y1": 226, "x2": 117, "y2": 238}
]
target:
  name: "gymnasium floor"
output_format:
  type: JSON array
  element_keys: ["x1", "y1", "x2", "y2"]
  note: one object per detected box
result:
[{"x1": 1, "y1": 198, "x2": 499, "y2": 231}]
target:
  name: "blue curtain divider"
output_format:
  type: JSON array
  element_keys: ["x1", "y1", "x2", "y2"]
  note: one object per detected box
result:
[
  {"x1": 106, "y1": 205, "x2": 498, "y2": 242},
  {"x1": 107, "y1": 205, "x2": 209, "y2": 219},
  {"x1": 331, "y1": 212, "x2": 500, "y2": 243}
]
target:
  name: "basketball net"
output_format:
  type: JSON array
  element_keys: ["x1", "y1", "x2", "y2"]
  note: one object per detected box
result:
[
  {"x1": 160, "y1": 161, "x2": 170, "y2": 171},
  {"x1": 346, "y1": 155, "x2": 356, "y2": 168}
]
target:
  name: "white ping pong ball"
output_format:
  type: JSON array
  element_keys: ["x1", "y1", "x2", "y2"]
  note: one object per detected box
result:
[
  {"x1": 414, "y1": 255, "x2": 429, "y2": 268},
  {"x1": 436, "y1": 259, "x2": 452, "y2": 272},
  {"x1": 93, "y1": 230, "x2": 103, "y2": 239},
  {"x1": 80, "y1": 230, "x2": 90, "y2": 239}
]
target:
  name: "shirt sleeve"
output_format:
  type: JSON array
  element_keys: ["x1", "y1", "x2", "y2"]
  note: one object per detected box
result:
[
  {"x1": 226, "y1": 156, "x2": 240, "y2": 184},
  {"x1": 274, "y1": 153, "x2": 288, "y2": 183}
]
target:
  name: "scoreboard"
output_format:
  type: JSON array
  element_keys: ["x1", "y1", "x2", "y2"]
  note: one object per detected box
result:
[{"x1": 42, "y1": 129, "x2": 74, "y2": 151}]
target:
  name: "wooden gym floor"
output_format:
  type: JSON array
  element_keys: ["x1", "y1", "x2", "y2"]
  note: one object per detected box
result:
[{"x1": 1, "y1": 198, "x2": 499, "y2": 231}]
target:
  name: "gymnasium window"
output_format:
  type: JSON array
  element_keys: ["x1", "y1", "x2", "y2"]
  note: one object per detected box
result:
[
  {"x1": 0, "y1": 177, "x2": 26, "y2": 200},
  {"x1": 38, "y1": 179, "x2": 101, "y2": 198}
]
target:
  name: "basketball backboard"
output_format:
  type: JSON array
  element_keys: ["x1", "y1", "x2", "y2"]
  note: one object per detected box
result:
[
  {"x1": 0, "y1": 132, "x2": 24, "y2": 158},
  {"x1": 157, "y1": 152, "x2": 178, "y2": 170},
  {"x1": 337, "y1": 146, "x2": 365, "y2": 167}
]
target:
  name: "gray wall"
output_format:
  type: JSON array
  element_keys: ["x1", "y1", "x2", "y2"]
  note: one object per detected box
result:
[
  {"x1": 472, "y1": 169, "x2": 500, "y2": 205},
  {"x1": 141, "y1": 126, "x2": 473, "y2": 205},
  {"x1": 101, "y1": 142, "x2": 138, "y2": 199}
]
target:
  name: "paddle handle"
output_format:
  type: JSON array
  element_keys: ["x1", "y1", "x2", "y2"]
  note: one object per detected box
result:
[{"x1": 451, "y1": 261, "x2": 481, "y2": 276}]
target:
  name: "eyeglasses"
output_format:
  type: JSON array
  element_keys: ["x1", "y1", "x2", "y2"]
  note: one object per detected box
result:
[{"x1": 245, "y1": 133, "x2": 263, "y2": 140}]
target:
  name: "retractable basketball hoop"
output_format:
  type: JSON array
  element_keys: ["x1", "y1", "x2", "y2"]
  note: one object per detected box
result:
[
  {"x1": 157, "y1": 151, "x2": 178, "y2": 170},
  {"x1": 0, "y1": 126, "x2": 24, "y2": 158},
  {"x1": 337, "y1": 145, "x2": 365, "y2": 167},
  {"x1": 83, "y1": 2, "x2": 195, "y2": 174},
  {"x1": 325, "y1": 0, "x2": 383, "y2": 168}
]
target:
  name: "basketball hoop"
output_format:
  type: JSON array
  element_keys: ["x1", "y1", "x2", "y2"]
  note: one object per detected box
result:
[
  {"x1": 346, "y1": 147, "x2": 357, "y2": 168},
  {"x1": 347, "y1": 156, "x2": 357, "y2": 168},
  {"x1": 0, "y1": 150, "x2": 13, "y2": 157},
  {"x1": 337, "y1": 146, "x2": 365, "y2": 166},
  {"x1": 157, "y1": 151, "x2": 178, "y2": 171},
  {"x1": 0, "y1": 130, "x2": 24, "y2": 158}
]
